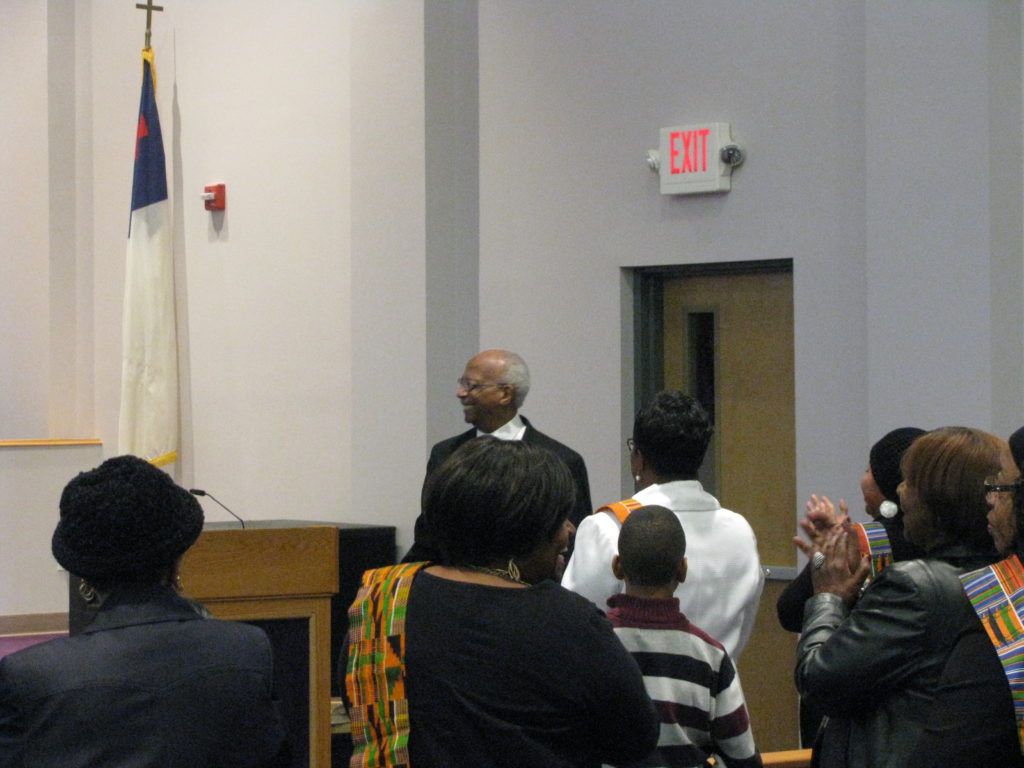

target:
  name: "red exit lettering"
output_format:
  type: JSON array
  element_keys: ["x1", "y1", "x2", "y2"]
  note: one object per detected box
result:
[{"x1": 669, "y1": 128, "x2": 711, "y2": 174}]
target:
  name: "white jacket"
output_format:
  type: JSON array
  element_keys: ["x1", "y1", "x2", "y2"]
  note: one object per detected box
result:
[{"x1": 561, "y1": 480, "x2": 764, "y2": 660}]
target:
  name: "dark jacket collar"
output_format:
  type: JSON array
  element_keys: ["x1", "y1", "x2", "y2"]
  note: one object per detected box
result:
[
  {"x1": 81, "y1": 583, "x2": 206, "y2": 634},
  {"x1": 926, "y1": 541, "x2": 1000, "y2": 570}
]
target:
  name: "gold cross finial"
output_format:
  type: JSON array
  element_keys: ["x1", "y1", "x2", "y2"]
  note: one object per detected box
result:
[{"x1": 135, "y1": 0, "x2": 164, "y2": 49}]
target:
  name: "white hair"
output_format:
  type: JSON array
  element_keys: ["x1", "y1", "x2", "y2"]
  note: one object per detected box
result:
[{"x1": 501, "y1": 352, "x2": 531, "y2": 409}]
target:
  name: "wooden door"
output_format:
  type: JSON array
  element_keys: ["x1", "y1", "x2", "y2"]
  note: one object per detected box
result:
[{"x1": 660, "y1": 268, "x2": 799, "y2": 752}]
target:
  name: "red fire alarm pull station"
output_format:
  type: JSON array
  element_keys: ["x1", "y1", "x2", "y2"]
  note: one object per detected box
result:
[{"x1": 202, "y1": 183, "x2": 226, "y2": 211}]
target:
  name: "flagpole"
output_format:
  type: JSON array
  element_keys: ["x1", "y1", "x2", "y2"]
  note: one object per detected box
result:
[{"x1": 135, "y1": 0, "x2": 164, "y2": 49}]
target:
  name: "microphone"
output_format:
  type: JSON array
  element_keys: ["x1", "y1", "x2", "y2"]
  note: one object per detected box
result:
[{"x1": 189, "y1": 488, "x2": 246, "y2": 528}]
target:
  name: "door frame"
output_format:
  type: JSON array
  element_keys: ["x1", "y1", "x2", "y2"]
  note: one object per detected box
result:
[{"x1": 632, "y1": 258, "x2": 793, "y2": 416}]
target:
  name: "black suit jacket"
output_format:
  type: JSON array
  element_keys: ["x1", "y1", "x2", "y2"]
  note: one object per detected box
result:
[
  {"x1": 403, "y1": 416, "x2": 592, "y2": 563},
  {"x1": 0, "y1": 585, "x2": 288, "y2": 768}
]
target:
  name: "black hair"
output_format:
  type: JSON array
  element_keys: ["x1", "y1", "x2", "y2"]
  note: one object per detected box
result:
[
  {"x1": 1007, "y1": 425, "x2": 1024, "y2": 557},
  {"x1": 868, "y1": 427, "x2": 926, "y2": 506},
  {"x1": 1010, "y1": 425, "x2": 1024, "y2": 473},
  {"x1": 617, "y1": 505, "x2": 686, "y2": 588},
  {"x1": 423, "y1": 438, "x2": 575, "y2": 568},
  {"x1": 1012, "y1": 479, "x2": 1024, "y2": 558},
  {"x1": 633, "y1": 391, "x2": 713, "y2": 478}
]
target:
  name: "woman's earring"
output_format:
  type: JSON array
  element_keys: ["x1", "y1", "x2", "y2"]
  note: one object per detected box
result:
[
  {"x1": 879, "y1": 500, "x2": 898, "y2": 519},
  {"x1": 634, "y1": 474, "x2": 641, "y2": 483},
  {"x1": 78, "y1": 579, "x2": 98, "y2": 605}
]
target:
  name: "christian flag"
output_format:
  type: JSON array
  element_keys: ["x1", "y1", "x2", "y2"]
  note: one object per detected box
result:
[{"x1": 117, "y1": 48, "x2": 178, "y2": 467}]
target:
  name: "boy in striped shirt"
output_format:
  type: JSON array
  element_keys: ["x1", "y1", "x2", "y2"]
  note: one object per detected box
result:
[{"x1": 607, "y1": 505, "x2": 762, "y2": 768}]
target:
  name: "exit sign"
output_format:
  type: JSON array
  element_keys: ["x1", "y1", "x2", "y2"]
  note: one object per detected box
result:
[{"x1": 658, "y1": 122, "x2": 736, "y2": 195}]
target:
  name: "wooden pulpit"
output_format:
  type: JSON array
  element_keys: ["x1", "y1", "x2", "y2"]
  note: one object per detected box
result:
[{"x1": 179, "y1": 523, "x2": 339, "y2": 768}]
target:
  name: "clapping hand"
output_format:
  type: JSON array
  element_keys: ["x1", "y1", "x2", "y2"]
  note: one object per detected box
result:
[
  {"x1": 795, "y1": 524, "x2": 871, "y2": 606},
  {"x1": 797, "y1": 494, "x2": 847, "y2": 547},
  {"x1": 794, "y1": 494, "x2": 870, "y2": 605}
]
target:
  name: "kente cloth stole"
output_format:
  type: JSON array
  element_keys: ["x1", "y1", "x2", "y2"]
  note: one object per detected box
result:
[
  {"x1": 959, "y1": 554, "x2": 1024, "y2": 755},
  {"x1": 853, "y1": 521, "x2": 893, "y2": 578},
  {"x1": 597, "y1": 498, "x2": 642, "y2": 524},
  {"x1": 346, "y1": 561, "x2": 428, "y2": 768}
]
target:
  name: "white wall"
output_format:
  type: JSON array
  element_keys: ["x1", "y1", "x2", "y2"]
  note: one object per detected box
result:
[
  {"x1": 2, "y1": 0, "x2": 1023, "y2": 614},
  {"x1": 424, "y1": 0, "x2": 481, "y2": 448},
  {"x1": 2, "y1": 0, "x2": 431, "y2": 613},
  {"x1": 477, "y1": 0, "x2": 1024, "y2": 530},
  {"x1": 84, "y1": 2, "x2": 356, "y2": 522},
  {"x1": 347, "y1": 0, "x2": 428, "y2": 549},
  {"x1": 0, "y1": 444, "x2": 103, "y2": 614},
  {"x1": 864, "y1": 1, "x2": 997, "y2": 431},
  {"x1": 2, "y1": 1, "x2": 52, "y2": 439},
  {"x1": 478, "y1": 0, "x2": 869, "y2": 518}
]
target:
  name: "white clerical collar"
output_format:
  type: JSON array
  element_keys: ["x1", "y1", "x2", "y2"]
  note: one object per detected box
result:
[{"x1": 477, "y1": 413, "x2": 527, "y2": 441}]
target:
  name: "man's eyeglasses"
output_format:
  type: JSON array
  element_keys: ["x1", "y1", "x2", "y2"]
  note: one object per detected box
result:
[{"x1": 457, "y1": 377, "x2": 506, "y2": 394}]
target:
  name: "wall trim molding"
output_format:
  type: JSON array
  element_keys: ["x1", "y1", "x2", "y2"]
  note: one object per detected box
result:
[
  {"x1": 0, "y1": 613, "x2": 68, "y2": 635},
  {"x1": 0, "y1": 439, "x2": 101, "y2": 448}
]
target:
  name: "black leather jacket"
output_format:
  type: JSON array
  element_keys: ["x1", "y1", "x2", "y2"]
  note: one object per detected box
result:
[
  {"x1": 777, "y1": 515, "x2": 924, "y2": 634},
  {"x1": 795, "y1": 544, "x2": 996, "y2": 768}
]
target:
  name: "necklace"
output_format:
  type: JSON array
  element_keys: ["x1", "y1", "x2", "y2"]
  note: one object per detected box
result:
[{"x1": 463, "y1": 561, "x2": 528, "y2": 585}]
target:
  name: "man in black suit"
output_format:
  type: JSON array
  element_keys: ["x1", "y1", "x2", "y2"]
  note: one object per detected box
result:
[{"x1": 403, "y1": 349, "x2": 592, "y2": 563}]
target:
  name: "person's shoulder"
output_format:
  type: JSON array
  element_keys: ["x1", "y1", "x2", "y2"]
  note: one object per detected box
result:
[
  {"x1": 615, "y1": 610, "x2": 730, "y2": 663},
  {"x1": 680, "y1": 617, "x2": 728, "y2": 654},
  {"x1": 894, "y1": 555, "x2": 984, "y2": 597},
  {"x1": 708, "y1": 503, "x2": 759, "y2": 534},
  {"x1": 0, "y1": 634, "x2": 75, "y2": 680},
  {"x1": 690, "y1": 502, "x2": 758, "y2": 550},
  {"x1": 426, "y1": 429, "x2": 475, "y2": 475},
  {"x1": 533, "y1": 580, "x2": 610, "y2": 618},
  {"x1": 521, "y1": 418, "x2": 583, "y2": 459},
  {"x1": 202, "y1": 614, "x2": 271, "y2": 640},
  {"x1": 712, "y1": 500, "x2": 751, "y2": 520},
  {"x1": 572, "y1": 508, "x2": 621, "y2": 541},
  {"x1": 0, "y1": 632, "x2": 131, "y2": 696},
  {"x1": 430, "y1": 428, "x2": 475, "y2": 454},
  {"x1": 885, "y1": 555, "x2": 962, "y2": 583},
  {"x1": 532, "y1": 578, "x2": 591, "y2": 602},
  {"x1": 186, "y1": 616, "x2": 274, "y2": 658},
  {"x1": 862, "y1": 556, "x2": 971, "y2": 613}
]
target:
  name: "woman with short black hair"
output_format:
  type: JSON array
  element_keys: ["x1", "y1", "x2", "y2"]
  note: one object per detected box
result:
[
  {"x1": 421, "y1": 434, "x2": 576, "y2": 581},
  {"x1": 345, "y1": 438, "x2": 658, "y2": 768},
  {"x1": 563, "y1": 390, "x2": 762, "y2": 660}
]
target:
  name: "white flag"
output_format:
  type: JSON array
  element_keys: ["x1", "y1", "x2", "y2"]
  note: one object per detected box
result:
[{"x1": 118, "y1": 48, "x2": 178, "y2": 467}]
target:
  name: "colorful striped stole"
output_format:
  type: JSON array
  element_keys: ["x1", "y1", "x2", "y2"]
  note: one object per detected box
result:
[
  {"x1": 597, "y1": 498, "x2": 642, "y2": 524},
  {"x1": 346, "y1": 561, "x2": 428, "y2": 768},
  {"x1": 853, "y1": 521, "x2": 893, "y2": 578},
  {"x1": 959, "y1": 554, "x2": 1024, "y2": 754}
]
